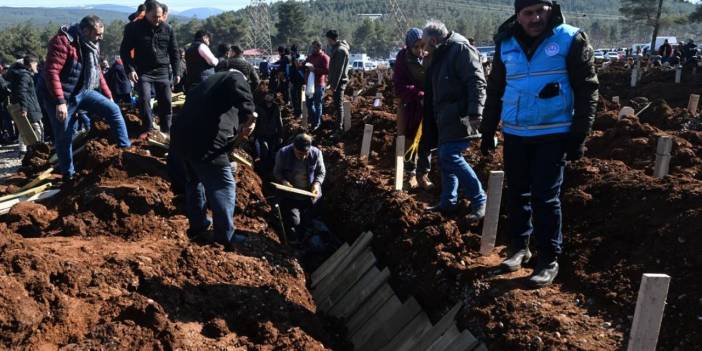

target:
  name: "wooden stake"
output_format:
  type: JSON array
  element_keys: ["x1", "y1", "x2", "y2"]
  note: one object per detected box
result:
[
  {"x1": 0, "y1": 182, "x2": 53, "y2": 204},
  {"x1": 343, "y1": 101, "x2": 352, "y2": 132},
  {"x1": 688, "y1": 94, "x2": 700, "y2": 116},
  {"x1": 480, "y1": 171, "x2": 505, "y2": 255},
  {"x1": 395, "y1": 136, "x2": 405, "y2": 191},
  {"x1": 675, "y1": 65, "x2": 682, "y2": 83},
  {"x1": 8, "y1": 104, "x2": 39, "y2": 145},
  {"x1": 360, "y1": 124, "x2": 373, "y2": 161},
  {"x1": 16, "y1": 167, "x2": 54, "y2": 193},
  {"x1": 653, "y1": 136, "x2": 673, "y2": 179},
  {"x1": 627, "y1": 274, "x2": 671, "y2": 351}
]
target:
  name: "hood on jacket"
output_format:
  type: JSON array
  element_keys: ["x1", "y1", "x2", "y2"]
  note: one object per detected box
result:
[
  {"x1": 494, "y1": 3, "x2": 565, "y2": 44},
  {"x1": 59, "y1": 24, "x2": 82, "y2": 43},
  {"x1": 335, "y1": 40, "x2": 350, "y2": 53}
]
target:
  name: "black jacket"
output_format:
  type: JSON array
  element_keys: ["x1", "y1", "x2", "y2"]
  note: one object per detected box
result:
[
  {"x1": 423, "y1": 31, "x2": 487, "y2": 146},
  {"x1": 120, "y1": 19, "x2": 181, "y2": 78},
  {"x1": 481, "y1": 5, "x2": 599, "y2": 144},
  {"x1": 218, "y1": 57, "x2": 260, "y2": 92},
  {"x1": 171, "y1": 71, "x2": 256, "y2": 165},
  {"x1": 106, "y1": 61, "x2": 132, "y2": 96},
  {"x1": 5, "y1": 63, "x2": 43, "y2": 123},
  {"x1": 185, "y1": 41, "x2": 216, "y2": 91},
  {"x1": 253, "y1": 103, "x2": 283, "y2": 140}
]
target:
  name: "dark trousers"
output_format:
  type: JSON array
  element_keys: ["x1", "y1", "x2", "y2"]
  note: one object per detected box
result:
[
  {"x1": 137, "y1": 75, "x2": 172, "y2": 133},
  {"x1": 280, "y1": 197, "x2": 316, "y2": 240},
  {"x1": 503, "y1": 134, "x2": 566, "y2": 261},
  {"x1": 291, "y1": 83, "x2": 303, "y2": 117},
  {"x1": 333, "y1": 82, "x2": 347, "y2": 130},
  {"x1": 406, "y1": 136, "x2": 432, "y2": 176},
  {"x1": 254, "y1": 136, "x2": 280, "y2": 179}
]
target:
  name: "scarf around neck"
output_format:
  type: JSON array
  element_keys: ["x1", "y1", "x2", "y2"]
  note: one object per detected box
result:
[{"x1": 79, "y1": 32, "x2": 101, "y2": 92}]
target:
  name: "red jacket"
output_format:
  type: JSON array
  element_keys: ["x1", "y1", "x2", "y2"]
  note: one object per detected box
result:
[
  {"x1": 44, "y1": 24, "x2": 112, "y2": 105},
  {"x1": 305, "y1": 51, "x2": 330, "y2": 87}
]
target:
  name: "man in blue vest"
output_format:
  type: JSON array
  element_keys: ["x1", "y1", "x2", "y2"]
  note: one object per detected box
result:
[{"x1": 480, "y1": 0, "x2": 599, "y2": 287}]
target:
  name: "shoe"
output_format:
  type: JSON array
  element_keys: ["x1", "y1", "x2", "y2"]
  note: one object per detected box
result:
[
  {"x1": 467, "y1": 202, "x2": 487, "y2": 221},
  {"x1": 408, "y1": 175, "x2": 419, "y2": 189},
  {"x1": 499, "y1": 248, "x2": 533, "y2": 272},
  {"x1": 527, "y1": 259, "x2": 559, "y2": 288},
  {"x1": 418, "y1": 174, "x2": 434, "y2": 190},
  {"x1": 425, "y1": 204, "x2": 458, "y2": 216}
]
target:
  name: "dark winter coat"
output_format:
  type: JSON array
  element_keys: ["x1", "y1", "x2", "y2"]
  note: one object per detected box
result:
[
  {"x1": 328, "y1": 40, "x2": 350, "y2": 90},
  {"x1": 273, "y1": 144, "x2": 326, "y2": 187},
  {"x1": 6, "y1": 63, "x2": 43, "y2": 122},
  {"x1": 185, "y1": 41, "x2": 216, "y2": 91},
  {"x1": 120, "y1": 19, "x2": 181, "y2": 78},
  {"x1": 218, "y1": 57, "x2": 260, "y2": 92},
  {"x1": 106, "y1": 59, "x2": 132, "y2": 96},
  {"x1": 44, "y1": 24, "x2": 113, "y2": 105},
  {"x1": 481, "y1": 4, "x2": 599, "y2": 145},
  {"x1": 393, "y1": 48, "x2": 424, "y2": 139},
  {"x1": 171, "y1": 71, "x2": 256, "y2": 166},
  {"x1": 423, "y1": 31, "x2": 486, "y2": 146},
  {"x1": 254, "y1": 103, "x2": 283, "y2": 140}
]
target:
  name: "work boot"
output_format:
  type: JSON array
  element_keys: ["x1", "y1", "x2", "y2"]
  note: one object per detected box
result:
[
  {"x1": 408, "y1": 175, "x2": 419, "y2": 189},
  {"x1": 466, "y1": 202, "x2": 487, "y2": 221},
  {"x1": 418, "y1": 174, "x2": 434, "y2": 190},
  {"x1": 527, "y1": 259, "x2": 559, "y2": 288},
  {"x1": 499, "y1": 247, "x2": 533, "y2": 272}
]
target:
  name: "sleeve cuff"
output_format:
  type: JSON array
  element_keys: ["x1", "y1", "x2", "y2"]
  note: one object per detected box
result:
[{"x1": 56, "y1": 98, "x2": 66, "y2": 105}]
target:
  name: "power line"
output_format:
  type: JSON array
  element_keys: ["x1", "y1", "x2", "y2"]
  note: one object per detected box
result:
[{"x1": 247, "y1": 0, "x2": 273, "y2": 56}]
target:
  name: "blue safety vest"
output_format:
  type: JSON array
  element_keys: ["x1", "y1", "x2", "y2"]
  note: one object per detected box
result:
[{"x1": 500, "y1": 24, "x2": 580, "y2": 137}]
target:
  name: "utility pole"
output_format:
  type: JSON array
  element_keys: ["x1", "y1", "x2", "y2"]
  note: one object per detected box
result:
[
  {"x1": 650, "y1": 0, "x2": 664, "y2": 55},
  {"x1": 387, "y1": 0, "x2": 410, "y2": 41},
  {"x1": 247, "y1": 0, "x2": 273, "y2": 57}
]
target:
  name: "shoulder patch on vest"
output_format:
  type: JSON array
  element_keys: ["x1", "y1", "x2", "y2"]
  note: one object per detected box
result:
[{"x1": 545, "y1": 42, "x2": 560, "y2": 57}]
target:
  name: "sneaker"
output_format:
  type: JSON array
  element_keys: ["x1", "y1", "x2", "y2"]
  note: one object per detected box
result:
[
  {"x1": 467, "y1": 202, "x2": 487, "y2": 221},
  {"x1": 527, "y1": 259, "x2": 559, "y2": 288},
  {"x1": 418, "y1": 174, "x2": 434, "y2": 190},
  {"x1": 499, "y1": 248, "x2": 533, "y2": 272}
]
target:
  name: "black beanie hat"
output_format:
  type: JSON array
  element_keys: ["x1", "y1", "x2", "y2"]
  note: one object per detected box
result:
[{"x1": 515, "y1": 0, "x2": 553, "y2": 13}]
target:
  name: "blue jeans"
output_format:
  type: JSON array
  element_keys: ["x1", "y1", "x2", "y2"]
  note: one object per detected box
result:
[
  {"x1": 46, "y1": 90, "x2": 131, "y2": 177},
  {"x1": 306, "y1": 85, "x2": 324, "y2": 128},
  {"x1": 438, "y1": 140, "x2": 486, "y2": 208},
  {"x1": 503, "y1": 134, "x2": 566, "y2": 261},
  {"x1": 183, "y1": 159, "x2": 237, "y2": 244}
]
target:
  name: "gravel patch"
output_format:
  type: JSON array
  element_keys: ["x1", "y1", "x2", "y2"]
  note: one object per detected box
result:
[{"x1": 0, "y1": 144, "x2": 21, "y2": 179}]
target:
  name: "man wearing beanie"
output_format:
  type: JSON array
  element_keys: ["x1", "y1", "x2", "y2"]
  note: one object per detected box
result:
[
  {"x1": 481, "y1": 0, "x2": 599, "y2": 287},
  {"x1": 326, "y1": 30, "x2": 351, "y2": 133},
  {"x1": 422, "y1": 20, "x2": 487, "y2": 220},
  {"x1": 393, "y1": 28, "x2": 434, "y2": 190}
]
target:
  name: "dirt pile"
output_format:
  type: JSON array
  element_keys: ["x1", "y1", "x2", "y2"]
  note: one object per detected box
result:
[{"x1": 598, "y1": 66, "x2": 701, "y2": 108}]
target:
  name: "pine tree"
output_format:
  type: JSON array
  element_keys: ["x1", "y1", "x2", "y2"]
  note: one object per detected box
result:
[{"x1": 275, "y1": 1, "x2": 307, "y2": 46}]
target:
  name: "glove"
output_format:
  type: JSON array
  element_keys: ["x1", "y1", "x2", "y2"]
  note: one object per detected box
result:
[
  {"x1": 480, "y1": 132, "x2": 496, "y2": 156},
  {"x1": 565, "y1": 135, "x2": 586, "y2": 161}
]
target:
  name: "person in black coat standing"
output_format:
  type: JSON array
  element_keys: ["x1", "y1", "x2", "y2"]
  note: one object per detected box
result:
[
  {"x1": 6, "y1": 54, "x2": 44, "y2": 152},
  {"x1": 170, "y1": 65, "x2": 257, "y2": 247},
  {"x1": 105, "y1": 57, "x2": 133, "y2": 104}
]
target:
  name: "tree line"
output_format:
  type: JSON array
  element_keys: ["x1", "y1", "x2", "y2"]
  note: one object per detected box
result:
[{"x1": 0, "y1": 0, "x2": 701, "y2": 64}]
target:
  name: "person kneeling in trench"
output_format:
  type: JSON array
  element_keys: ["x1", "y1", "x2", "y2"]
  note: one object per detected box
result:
[
  {"x1": 170, "y1": 66, "x2": 257, "y2": 247},
  {"x1": 273, "y1": 134, "x2": 326, "y2": 242}
]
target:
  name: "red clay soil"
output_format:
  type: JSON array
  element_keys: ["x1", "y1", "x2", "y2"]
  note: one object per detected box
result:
[
  {"x1": 290, "y1": 74, "x2": 702, "y2": 350},
  {"x1": 598, "y1": 66, "x2": 701, "y2": 108},
  {"x1": 0, "y1": 114, "x2": 349, "y2": 349}
]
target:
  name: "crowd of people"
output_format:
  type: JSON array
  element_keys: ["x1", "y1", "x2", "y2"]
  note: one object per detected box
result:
[{"x1": 0, "y1": 0, "x2": 603, "y2": 288}]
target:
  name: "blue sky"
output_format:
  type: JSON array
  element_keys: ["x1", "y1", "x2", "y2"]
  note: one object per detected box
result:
[{"x1": 0, "y1": 1, "x2": 254, "y2": 11}]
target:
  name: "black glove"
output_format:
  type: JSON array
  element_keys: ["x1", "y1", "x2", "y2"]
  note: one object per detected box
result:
[
  {"x1": 480, "y1": 132, "x2": 496, "y2": 156},
  {"x1": 565, "y1": 135, "x2": 586, "y2": 161}
]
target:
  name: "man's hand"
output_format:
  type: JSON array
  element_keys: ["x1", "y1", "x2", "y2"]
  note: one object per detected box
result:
[
  {"x1": 174, "y1": 76, "x2": 181, "y2": 85},
  {"x1": 311, "y1": 182, "x2": 321, "y2": 197},
  {"x1": 128, "y1": 71, "x2": 139, "y2": 83},
  {"x1": 56, "y1": 103, "x2": 68, "y2": 122}
]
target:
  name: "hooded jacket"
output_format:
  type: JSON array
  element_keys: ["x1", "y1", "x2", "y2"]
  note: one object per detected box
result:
[
  {"x1": 44, "y1": 24, "x2": 113, "y2": 105},
  {"x1": 481, "y1": 4, "x2": 599, "y2": 144},
  {"x1": 6, "y1": 63, "x2": 43, "y2": 122},
  {"x1": 423, "y1": 31, "x2": 487, "y2": 146},
  {"x1": 328, "y1": 40, "x2": 350, "y2": 90}
]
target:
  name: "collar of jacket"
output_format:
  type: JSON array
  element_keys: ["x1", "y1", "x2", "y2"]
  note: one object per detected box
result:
[
  {"x1": 60, "y1": 24, "x2": 82, "y2": 44},
  {"x1": 494, "y1": 3, "x2": 565, "y2": 44}
]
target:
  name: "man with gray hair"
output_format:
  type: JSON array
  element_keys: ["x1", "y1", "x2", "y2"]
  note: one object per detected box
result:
[{"x1": 422, "y1": 19, "x2": 487, "y2": 220}]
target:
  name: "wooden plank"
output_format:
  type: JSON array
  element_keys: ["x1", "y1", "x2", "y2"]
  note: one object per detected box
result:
[
  {"x1": 8, "y1": 104, "x2": 39, "y2": 145},
  {"x1": 330, "y1": 267, "x2": 391, "y2": 318},
  {"x1": 444, "y1": 329, "x2": 479, "y2": 351},
  {"x1": 313, "y1": 232, "x2": 374, "y2": 302},
  {"x1": 689, "y1": 94, "x2": 700, "y2": 116},
  {"x1": 231, "y1": 152, "x2": 253, "y2": 169},
  {"x1": 17, "y1": 167, "x2": 54, "y2": 193},
  {"x1": 627, "y1": 273, "x2": 671, "y2": 351},
  {"x1": 395, "y1": 136, "x2": 405, "y2": 191},
  {"x1": 346, "y1": 283, "x2": 395, "y2": 336},
  {"x1": 270, "y1": 182, "x2": 317, "y2": 198},
  {"x1": 0, "y1": 189, "x2": 60, "y2": 215},
  {"x1": 343, "y1": 101, "x2": 353, "y2": 132},
  {"x1": 357, "y1": 297, "x2": 422, "y2": 351},
  {"x1": 360, "y1": 124, "x2": 374, "y2": 160},
  {"x1": 351, "y1": 294, "x2": 402, "y2": 348},
  {"x1": 380, "y1": 311, "x2": 433, "y2": 351},
  {"x1": 0, "y1": 199, "x2": 20, "y2": 215},
  {"x1": 316, "y1": 249, "x2": 376, "y2": 312},
  {"x1": 480, "y1": 171, "x2": 505, "y2": 255},
  {"x1": 0, "y1": 183, "x2": 53, "y2": 203},
  {"x1": 426, "y1": 325, "x2": 461, "y2": 351},
  {"x1": 410, "y1": 302, "x2": 464, "y2": 351},
  {"x1": 311, "y1": 243, "x2": 351, "y2": 288}
]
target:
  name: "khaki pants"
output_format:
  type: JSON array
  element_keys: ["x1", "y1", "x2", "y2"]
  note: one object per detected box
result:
[{"x1": 8, "y1": 103, "x2": 42, "y2": 147}]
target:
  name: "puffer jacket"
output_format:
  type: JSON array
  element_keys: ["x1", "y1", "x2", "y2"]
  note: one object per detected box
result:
[
  {"x1": 44, "y1": 24, "x2": 113, "y2": 105},
  {"x1": 328, "y1": 40, "x2": 350, "y2": 90},
  {"x1": 5, "y1": 63, "x2": 43, "y2": 122},
  {"x1": 424, "y1": 31, "x2": 487, "y2": 146}
]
